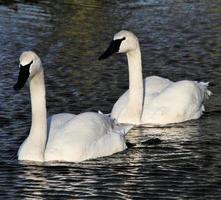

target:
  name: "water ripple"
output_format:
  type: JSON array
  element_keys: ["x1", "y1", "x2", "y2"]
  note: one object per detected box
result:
[{"x1": 0, "y1": 0, "x2": 221, "y2": 199}]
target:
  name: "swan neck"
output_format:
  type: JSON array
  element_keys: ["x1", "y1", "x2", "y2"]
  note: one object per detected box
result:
[
  {"x1": 126, "y1": 44, "x2": 143, "y2": 123},
  {"x1": 28, "y1": 69, "x2": 47, "y2": 159}
]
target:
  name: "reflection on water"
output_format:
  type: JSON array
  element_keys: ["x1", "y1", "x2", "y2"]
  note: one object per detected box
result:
[{"x1": 0, "y1": 0, "x2": 221, "y2": 199}]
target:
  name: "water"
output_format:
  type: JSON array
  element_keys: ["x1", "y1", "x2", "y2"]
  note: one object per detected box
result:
[{"x1": 0, "y1": 0, "x2": 221, "y2": 199}]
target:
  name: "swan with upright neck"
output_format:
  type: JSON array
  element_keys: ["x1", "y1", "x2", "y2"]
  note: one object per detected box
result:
[
  {"x1": 14, "y1": 51, "x2": 131, "y2": 162},
  {"x1": 99, "y1": 30, "x2": 211, "y2": 125}
]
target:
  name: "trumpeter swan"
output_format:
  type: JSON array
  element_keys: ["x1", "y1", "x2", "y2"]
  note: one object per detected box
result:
[
  {"x1": 14, "y1": 51, "x2": 131, "y2": 162},
  {"x1": 99, "y1": 30, "x2": 211, "y2": 125}
]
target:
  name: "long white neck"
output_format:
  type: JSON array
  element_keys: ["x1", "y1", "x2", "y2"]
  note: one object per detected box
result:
[
  {"x1": 18, "y1": 69, "x2": 47, "y2": 162},
  {"x1": 119, "y1": 44, "x2": 144, "y2": 124}
]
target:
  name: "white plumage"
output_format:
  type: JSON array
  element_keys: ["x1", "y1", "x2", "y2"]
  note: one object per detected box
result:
[
  {"x1": 112, "y1": 76, "x2": 211, "y2": 125},
  {"x1": 45, "y1": 112, "x2": 127, "y2": 162},
  {"x1": 100, "y1": 30, "x2": 211, "y2": 125},
  {"x1": 15, "y1": 51, "x2": 130, "y2": 163}
]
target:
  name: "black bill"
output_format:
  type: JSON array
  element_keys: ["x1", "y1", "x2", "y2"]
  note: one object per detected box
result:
[
  {"x1": 14, "y1": 60, "x2": 33, "y2": 91},
  {"x1": 99, "y1": 37, "x2": 125, "y2": 60}
]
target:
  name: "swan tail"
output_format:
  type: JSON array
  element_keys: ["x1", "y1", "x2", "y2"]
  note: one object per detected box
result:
[
  {"x1": 198, "y1": 82, "x2": 212, "y2": 100},
  {"x1": 98, "y1": 110, "x2": 134, "y2": 136},
  {"x1": 112, "y1": 120, "x2": 134, "y2": 136},
  {"x1": 98, "y1": 111, "x2": 134, "y2": 136}
]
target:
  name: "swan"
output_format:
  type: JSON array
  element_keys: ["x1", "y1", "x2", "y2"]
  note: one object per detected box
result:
[
  {"x1": 99, "y1": 30, "x2": 211, "y2": 125},
  {"x1": 14, "y1": 51, "x2": 131, "y2": 162}
]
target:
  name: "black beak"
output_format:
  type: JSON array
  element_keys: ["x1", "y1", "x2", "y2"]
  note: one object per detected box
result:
[
  {"x1": 14, "y1": 61, "x2": 32, "y2": 91},
  {"x1": 99, "y1": 37, "x2": 126, "y2": 60},
  {"x1": 14, "y1": 67, "x2": 30, "y2": 91}
]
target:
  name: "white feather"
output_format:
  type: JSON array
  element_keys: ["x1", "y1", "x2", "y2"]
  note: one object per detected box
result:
[
  {"x1": 17, "y1": 51, "x2": 132, "y2": 163},
  {"x1": 104, "y1": 31, "x2": 211, "y2": 125}
]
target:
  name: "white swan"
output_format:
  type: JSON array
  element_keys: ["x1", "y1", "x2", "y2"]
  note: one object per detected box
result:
[
  {"x1": 99, "y1": 30, "x2": 212, "y2": 125},
  {"x1": 14, "y1": 51, "x2": 131, "y2": 162}
]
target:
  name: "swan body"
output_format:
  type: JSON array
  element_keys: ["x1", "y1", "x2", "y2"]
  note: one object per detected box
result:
[
  {"x1": 112, "y1": 76, "x2": 211, "y2": 125},
  {"x1": 45, "y1": 112, "x2": 126, "y2": 162},
  {"x1": 99, "y1": 31, "x2": 211, "y2": 125},
  {"x1": 14, "y1": 51, "x2": 129, "y2": 162}
]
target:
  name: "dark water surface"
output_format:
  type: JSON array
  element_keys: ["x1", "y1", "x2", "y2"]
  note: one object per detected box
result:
[{"x1": 0, "y1": 0, "x2": 221, "y2": 199}]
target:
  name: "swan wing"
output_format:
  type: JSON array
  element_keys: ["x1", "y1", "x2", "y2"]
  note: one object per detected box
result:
[
  {"x1": 111, "y1": 76, "x2": 173, "y2": 120},
  {"x1": 142, "y1": 80, "x2": 211, "y2": 124},
  {"x1": 143, "y1": 76, "x2": 173, "y2": 95},
  {"x1": 45, "y1": 112, "x2": 127, "y2": 162},
  {"x1": 47, "y1": 113, "x2": 76, "y2": 131}
]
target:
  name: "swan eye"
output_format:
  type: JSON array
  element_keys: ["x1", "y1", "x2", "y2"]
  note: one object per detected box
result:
[
  {"x1": 113, "y1": 37, "x2": 126, "y2": 49},
  {"x1": 99, "y1": 37, "x2": 126, "y2": 60},
  {"x1": 20, "y1": 60, "x2": 33, "y2": 68},
  {"x1": 114, "y1": 37, "x2": 126, "y2": 44}
]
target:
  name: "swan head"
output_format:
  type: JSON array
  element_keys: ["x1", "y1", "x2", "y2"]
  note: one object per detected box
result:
[
  {"x1": 14, "y1": 51, "x2": 42, "y2": 90},
  {"x1": 99, "y1": 30, "x2": 139, "y2": 60}
]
